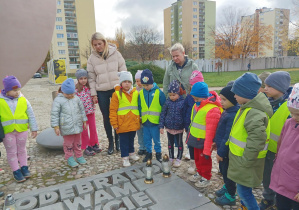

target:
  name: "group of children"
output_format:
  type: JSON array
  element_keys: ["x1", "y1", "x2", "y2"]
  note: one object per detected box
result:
[{"x1": 0, "y1": 68, "x2": 299, "y2": 210}]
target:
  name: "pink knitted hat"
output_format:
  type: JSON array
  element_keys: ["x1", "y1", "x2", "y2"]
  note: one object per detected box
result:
[
  {"x1": 287, "y1": 83, "x2": 299, "y2": 110},
  {"x1": 189, "y1": 70, "x2": 204, "y2": 85}
]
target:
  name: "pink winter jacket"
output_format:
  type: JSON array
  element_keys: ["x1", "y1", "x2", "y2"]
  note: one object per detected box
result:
[{"x1": 270, "y1": 118, "x2": 299, "y2": 202}]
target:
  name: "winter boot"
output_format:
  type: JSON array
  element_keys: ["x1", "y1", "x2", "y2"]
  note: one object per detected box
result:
[
  {"x1": 108, "y1": 138, "x2": 114, "y2": 155},
  {"x1": 259, "y1": 199, "x2": 275, "y2": 210},
  {"x1": 143, "y1": 152, "x2": 152, "y2": 162},
  {"x1": 156, "y1": 152, "x2": 162, "y2": 163},
  {"x1": 215, "y1": 192, "x2": 236, "y2": 206},
  {"x1": 215, "y1": 185, "x2": 228, "y2": 197},
  {"x1": 20, "y1": 166, "x2": 31, "y2": 178},
  {"x1": 13, "y1": 169, "x2": 26, "y2": 183}
]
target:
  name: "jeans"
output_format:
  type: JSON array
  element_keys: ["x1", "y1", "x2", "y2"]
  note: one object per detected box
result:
[
  {"x1": 219, "y1": 157, "x2": 236, "y2": 196},
  {"x1": 143, "y1": 124, "x2": 161, "y2": 153},
  {"x1": 137, "y1": 126, "x2": 145, "y2": 150},
  {"x1": 262, "y1": 151, "x2": 276, "y2": 202},
  {"x1": 276, "y1": 193, "x2": 299, "y2": 210},
  {"x1": 80, "y1": 113, "x2": 99, "y2": 149},
  {"x1": 167, "y1": 132, "x2": 183, "y2": 159},
  {"x1": 97, "y1": 90, "x2": 118, "y2": 142},
  {"x1": 237, "y1": 184, "x2": 260, "y2": 210},
  {"x1": 119, "y1": 131, "x2": 136, "y2": 157}
]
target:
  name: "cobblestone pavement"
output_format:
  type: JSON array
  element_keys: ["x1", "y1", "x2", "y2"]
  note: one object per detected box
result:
[{"x1": 0, "y1": 78, "x2": 264, "y2": 209}]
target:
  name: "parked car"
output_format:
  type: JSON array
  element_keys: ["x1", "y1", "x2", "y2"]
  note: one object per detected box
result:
[{"x1": 33, "y1": 73, "x2": 42, "y2": 78}]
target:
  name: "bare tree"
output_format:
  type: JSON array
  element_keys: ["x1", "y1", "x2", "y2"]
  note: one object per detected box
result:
[
  {"x1": 115, "y1": 28, "x2": 126, "y2": 55},
  {"x1": 81, "y1": 38, "x2": 92, "y2": 60}
]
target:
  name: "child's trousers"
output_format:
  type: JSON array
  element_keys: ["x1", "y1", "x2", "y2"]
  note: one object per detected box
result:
[
  {"x1": 143, "y1": 125, "x2": 161, "y2": 153},
  {"x1": 63, "y1": 134, "x2": 82, "y2": 160},
  {"x1": 137, "y1": 125, "x2": 145, "y2": 151},
  {"x1": 194, "y1": 148, "x2": 212, "y2": 180},
  {"x1": 237, "y1": 184, "x2": 259, "y2": 210},
  {"x1": 167, "y1": 132, "x2": 183, "y2": 159},
  {"x1": 3, "y1": 130, "x2": 28, "y2": 171},
  {"x1": 81, "y1": 113, "x2": 99, "y2": 150},
  {"x1": 119, "y1": 131, "x2": 136, "y2": 157}
]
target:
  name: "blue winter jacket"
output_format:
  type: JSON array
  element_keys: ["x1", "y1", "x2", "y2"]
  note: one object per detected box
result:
[
  {"x1": 183, "y1": 94, "x2": 195, "y2": 131},
  {"x1": 214, "y1": 105, "x2": 239, "y2": 158},
  {"x1": 159, "y1": 96, "x2": 185, "y2": 130},
  {"x1": 138, "y1": 83, "x2": 166, "y2": 126}
]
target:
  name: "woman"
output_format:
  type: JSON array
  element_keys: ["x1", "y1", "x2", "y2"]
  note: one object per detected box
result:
[{"x1": 87, "y1": 32, "x2": 127, "y2": 155}]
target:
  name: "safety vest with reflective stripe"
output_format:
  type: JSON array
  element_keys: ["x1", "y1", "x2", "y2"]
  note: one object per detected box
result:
[
  {"x1": 115, "y1": 90, "x2": 139, "y2": 116},
  {"x1": 0, "y1": 97, "x2": 29, "y2": 134},
  {"x1": 140, "y1": 89, "x2": 161, "y2": 124},
  {"x1": 189, "y1": 104, "x2": 223, "y2": 139},
  {"x1": 227, "y1": 108, "x2": 270, "y2": 158},
  {"x1": 268, "y1": 101, "x2": 289, "y2": 153}
]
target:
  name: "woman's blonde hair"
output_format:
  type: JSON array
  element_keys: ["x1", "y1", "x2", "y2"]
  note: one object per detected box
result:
[
  {"x1": 91, "y1": 32, "x2": 109, "y2": 59},
  {"x1": 169, "y1": 43, "x2": 185, "y2": 54}
]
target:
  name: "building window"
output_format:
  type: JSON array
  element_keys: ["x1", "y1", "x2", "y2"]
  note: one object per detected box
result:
[
  {"x1": 57, "y1": 34, "x2": 64, "y2": 38},
  {"x1": 193, "y1": 21, "x2": 197, "y2": 25},
  {"x1": 193, "y1": 41, "x2": 197, "y2": 44},
  {"x1": 57, "y1": 0, "x2": 61, "y2": 5},
  {"x1": 56, "y1": 25, "x2": 63, "y2": 30},
  {"x1": 193, "y1": 34, "x2": 198, "y2": 38},
  {"x1": 179, "y1": 37, "x2": 182, "y2": 40},
  {"x1": 193, "y1": 1, "x2": 197, "y2": 5},
  {"x1": 171, "y1": 15, "x2": 174, "y2": 18},
  {"x1": 179, "y1": 30, "x2": 182, "y2": 34},
  {"x1": 180, "y1": 24, "x2": 182, "y2": 28},
  {"x1": 179, "y1": 12, "x2": 182, "y2": 15},
  {"x1": 193, "y1": 15, "x2": 197, "y2": 18},
  {"x1": 58, "y1": 50, "x2": 66, "y2": 54},
  {"x1": 67, "y1": 33, "x2": 78, "y2": 38},
  {"x1": 193, "y1": 8, "x2": 197, "y2": 12},
  {"x1": 179, "y1": 18, "x2": 182, "y2": 21},
  {"x1": 68, "y1": 41, "x2": 79, "y2": 46},
  {"x1": 57, "y1": 42, "x2": 65, "y2": 46},
  {"x1": 179, "y1": 5, "x2": 182, "y2": 9},
  {"x1": 193, "y1": 47, "x2": 197, "y2": 51},
  {"x1": 56, "y1": 17, "x2": 62, "y2": 21},
  {"x1": 57, "y1": 9, "x2": 61, "y2": 13},
  {"x1": 193, "y1": 28, "x2": 197, "y2": 31}
]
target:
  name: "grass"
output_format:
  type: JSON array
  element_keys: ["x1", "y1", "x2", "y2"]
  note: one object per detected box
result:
[{"x1": 202, "y1": 68, "x2": 299, "y2": 87}]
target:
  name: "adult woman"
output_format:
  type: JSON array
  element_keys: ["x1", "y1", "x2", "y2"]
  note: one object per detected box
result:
[
  {"x1": 163, "y1": 43, "x2": 198, "y2": 97},
  {"x1": 87, "y1": 32, "x2": 127, "y2": 155}
]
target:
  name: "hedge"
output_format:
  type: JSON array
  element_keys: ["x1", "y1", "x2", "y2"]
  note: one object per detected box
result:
[{"x1": 127, "y1": 63, "x2": 165, "y2": 84}]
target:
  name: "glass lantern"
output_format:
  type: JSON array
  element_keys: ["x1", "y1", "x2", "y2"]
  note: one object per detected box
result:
[
  {"x1": 161, "y1": 154, "x2": 171, "y2": 178},
  {"x1": 144, "y1": 160, "x2": 154, "y2": 184}
]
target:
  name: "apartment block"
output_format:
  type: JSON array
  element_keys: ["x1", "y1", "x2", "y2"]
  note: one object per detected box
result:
[
  {"x1": 51, "y1": 0, "x2": 96, "y2": 74},
  {"x1": 164, "y1": 0, "x2": 216, "y2": 59},
  {"x1": 242, "y1": 7, "x2": 290, "y2": 57}
]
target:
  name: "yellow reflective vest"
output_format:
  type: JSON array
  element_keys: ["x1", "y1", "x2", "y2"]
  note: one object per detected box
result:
[
  {"x1": 227, "y1": 108, "x2": 270, "y2": 159},
  {"x1": 115, "y1": 90, "x2": 139, "y2": 116},
  {"x1": 0, "y1": 97, "x2": 29, "y2": 134},
  {"x1": 189, "y1": 104, "x2": 223, "y2": 138},
  {"x1": 268, "y1": 101, "x2": 289, "y2": 153},
  {"x1": 140, "y1": 89, "x2": 161, "y2": 124}
]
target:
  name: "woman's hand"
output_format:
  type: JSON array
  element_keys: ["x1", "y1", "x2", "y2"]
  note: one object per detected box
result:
[
  {"x1": 294, "y1": 193, "x2": 299, "y2": 202},
  {"x1": 83, "y1": 122, "x2": 87, "y2": 130},
  {"x1": 160, "y1": 128, "x2": 164, "y2": 134},
  {"x1": 92, "y1": 96, "x2": 98, "y2": 104}
]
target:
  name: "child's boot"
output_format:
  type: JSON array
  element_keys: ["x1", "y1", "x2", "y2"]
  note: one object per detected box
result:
[
  {"x1": 20, "y1": 166, "x2": 31, "y2": 178},
  {"x1": 91, "y1": 144, "x2": 102, "y2": 153},
  {"x1": 67, "y1": 156, "x2": 79, "y2": 167},
  {"x1": 259, "y1": 199, "x2": 274, "y2": 210},
  {"x1": 156, "y1": 152, "x2": 162, "y2": 163},
  {"x1": 13, "y1": 169, "x2": 26, "y2": 183},
  {"x1": 187, "y1": 160, "x2": 196, "y2": 175},
  {"x1": 184, "y1": 149, "x2": 190, "y2": 160},
  {"x1": 84, "y1": 146, "x2": 95, "y2": 156},
  {"x1": 215, "y1": 185, "x2": 227, "y2": 197},
  {"x1": 122, "y1": 157, "x2": 131, "y2": 167},
  {"x1": 188, "y1": 172, "x2": 202, "y2": 182},
  {"x1": 143, "y1": 152, "x2": 152, "y2": 162},
  {"x1": 195, "y1": 177, "x2": 211, "y2": 188},
  {"x1": 129, "y1": 153, "x2": 140, "y2": 161},
  {"x1": 173, "y1": 159, "x2": 181, "y2": 168},
  {"x1": 215, "y1": 192, "x2": 236, "y2": 206},
  {"x1": 77, "y1": 156, "x2": 87, "y2": 165}
]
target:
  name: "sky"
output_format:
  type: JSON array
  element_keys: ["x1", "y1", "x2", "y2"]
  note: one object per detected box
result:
[{"x1": 94, "y1": 0, "x2": 295, "y2": 39}]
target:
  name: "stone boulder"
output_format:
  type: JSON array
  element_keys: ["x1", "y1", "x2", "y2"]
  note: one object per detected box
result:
[{"x1": 36, "y1": 128, "x2": 63, "y2": 150}]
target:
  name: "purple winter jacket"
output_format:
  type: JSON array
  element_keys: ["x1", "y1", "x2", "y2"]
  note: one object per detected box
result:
[{"x1": 270, "y1": 118, "x2": 299, "y2": 202}]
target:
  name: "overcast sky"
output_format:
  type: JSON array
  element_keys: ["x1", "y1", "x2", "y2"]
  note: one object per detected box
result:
[{"x1": 94, "y1": 0, "x2": 295, "y2": 39}]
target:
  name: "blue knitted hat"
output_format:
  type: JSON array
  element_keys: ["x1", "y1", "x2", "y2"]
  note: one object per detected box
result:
[
  {"x1": 231, "y1": 72, "x2": 261, "y2": 99},
  {"x1": 190, "y1": 82, "x2": 209, "y2": 98},
  {"x1": 168, "y1": 80, "x2": 180, "y2": 94},
  {"x1": 141, "y1": 69, "x2": 154, "y2": 84},
  {"x1": 61, "y1": 78, "x2": 75, "y2": 94}
]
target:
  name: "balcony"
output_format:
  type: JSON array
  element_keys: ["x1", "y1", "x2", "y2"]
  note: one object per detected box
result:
[
  {"x1": 64, "y1": 5, "x2": 75, "y2": 9},
  {"x1": 69, "y1": 53, "x2": 80, "y2": 57},
  {"x1": 65, "y1": 13, "x2": 76, "y2": 18},
  {"x1": 65, "y1": 21, "x2": 76, "y2": 25}
]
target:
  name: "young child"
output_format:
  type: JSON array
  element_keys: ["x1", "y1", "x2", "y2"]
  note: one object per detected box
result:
[
  {"x1": 213, "y1": 86, "x2": 239, "y2": 206},
  {"x1": 184, "y1": 70, "x2": 204, "y2": 173},
  {"x1": 135, "y1": 70, "x2": 146, "y2": 156},
  {"x1": 259, "y1": 71, "x2": 292, "y2": 209},
  {"x1": 51, "y1": 78, "x2": 88, "y2": 167},
  {"x1": 138, "y1": 69, "x2": 166, "y2": 163},
  {"x1": 159, "y1": 80, "x2": 185, "y2": 167},
  {"x1": 186, "y1": 82, "x2": 222, "y2": 188},
  {"x1": 227, "y1": 72, "x2": 273, "y2": 210},
  {"x1": 109, "y1": 71, "x2": 140, "y2": 167},
  {"x1": 258, "y1": 71, "x2": 271, "y2": 93},
  {"x1": 75, "y1": 69, "x2": 101, "y2": 156},
  {"x1": 0, "y1": 76, "x2": 38, "y2": 182},
  {"x1": 270, "y1": 83, "x2": 299, "y2": 210}
]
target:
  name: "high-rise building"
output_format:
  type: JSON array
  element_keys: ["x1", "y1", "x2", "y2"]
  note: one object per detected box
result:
[
  {"x1": 164, "y1": 0, "x2": 216, "y2": 59},
  {"x1": 241, "y1": 7, "x2": 290, "y2": 57},
  {"x1": 50, "y1": 0, "x2": 96, "y2": 74}
]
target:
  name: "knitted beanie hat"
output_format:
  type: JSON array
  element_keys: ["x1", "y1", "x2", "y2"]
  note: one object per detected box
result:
[
  {"x1": 141, "y1": 69, "x2": 154, "y2": 84},
  {"x1": 258, "y1": 72, "x2": 271, "y2": 88},
  {"x1": 3, "y1": 75, "x2": 21, "y2": 92},
  {"x1": 231, "y1": 72, "x2": 261, "y2": 99},
  {"x1": 61, "y1": 78, "x2": 75, "y2": 94},
  {"x1": 168, "y1": 80, "x2": 180, "y2": 94},
  {"x1": 189, "y1": 70, "x2": 204, "y2": 85},
  {"x1": 220, "y1": 86, "x2": 237, "y2": 105},
  {"x1": 75, "y1": 69, "x2": 88, "y2": 80},
  {"x1": 190, "y1": 82, "x2": 209, "y2": 98},
  {"x1": 118, "y1": 71, "x2": 133, "y2": 84},
  {"x1": 265, "y1": 71, "x2": 290, "y2": 93},
  {"x1": 135, "y1": 70, "x2": 143, "y2": 80},
  {"x1": 287, "y1": 83, "x2": 299, "y2": 110}
]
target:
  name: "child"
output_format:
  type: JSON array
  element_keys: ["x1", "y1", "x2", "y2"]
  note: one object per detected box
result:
[
  {"x1": 0, "y1": 76, "x2": 38, "y2": 182},
  {"x1": 135, "y1": 70, "x2": 146, "y2": 155},
  {"x1": 109, "y1": 71, "x2": 140, "y2": 167},
  {"x1": 138, "y1": 69, "x2": 166, "y2": 163},
  {"x1": 159, "y1": 80, "x2": 185, "y2": 167},
  {"x1": 51, "y1": 78, "x2": 88, "y2": 167},
  {"x1": 227, "y1": 73, "x2": 273, "y2": 210},
  {"x1": 184, "y1": 70, "x2": 204, "y2": 173},
  {"x1": 259, "y1": 71, "x2": 292, "y2": 209},
  {"x1": 213, "y1": 86, "x2": 239, "y2": 206},
  {"x1": 258, "y1": 71, "x2": 271, "y2": 93},
  {"x1": 270, "y1": 83, "x2": 299, "y2": 210},
  {"x1": 186, "y1": 82, "x2": 222, "y2": 188},
  {"x1": 75, "y1": 69, "x2": 101, "y2": 156}
]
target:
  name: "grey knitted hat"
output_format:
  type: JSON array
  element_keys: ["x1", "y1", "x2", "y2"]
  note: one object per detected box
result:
[
  {"x1": 265, "y1": 71, "x2": 290, "y2": 93},
  {"x1": 75, "y1": 69, "x2": 88, "y2": 80}
]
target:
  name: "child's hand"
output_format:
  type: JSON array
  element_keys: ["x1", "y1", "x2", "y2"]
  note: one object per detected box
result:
[
  {"x1": 92, "y1": 96, "x2": 98, "y2": 104},
  {"x1": 31, "y1": 131, "x2": 37, "y2": 138},
  {"x1": 294, "y1": 193, "x2": 299, "y2": 202},
  {"x1": 83, "y1": 122, "x2": 87, "y2": 130},
  {"x1": 210, "y1": 142, "x2": 217, "y2": 152},
  {"x1": 54, "y1": 127, "x2": 60, "y2": 136},
  {"x1": 204, "y1": 155, "x2": 210, "y2": 160},
  {"x1": 160, "y1": 128, "x2": 164, "y2": 134},
  {"x1": 115, "y1": 127, "x2": 118, "y2": 131},
  {"x1": 216, "y1": 154, "x2": 223, "y2": 163}
]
